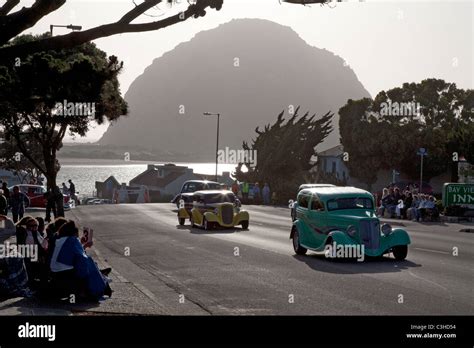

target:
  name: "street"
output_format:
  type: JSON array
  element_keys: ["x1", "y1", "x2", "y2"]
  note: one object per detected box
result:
[{"x1": 64, "y1": 203, "x2": 473, "y2": 315}]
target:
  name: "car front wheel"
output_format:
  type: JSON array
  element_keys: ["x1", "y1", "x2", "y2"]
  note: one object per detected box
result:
[
  {"x1": 203, "y1": 218, "x2": 210, "y2": 231},
  {"x1": 241, "y1": 221, "x2": 249, "y2": 230},
  {"x1": 393, "y1": 245, "x2": 408, "y2": 260},
  {"x1": 179, "y1": 218, "x2": 185, "y2": 226},
  {"x1": 292, "y1": 228, "x2": 307, "y2": 255}
]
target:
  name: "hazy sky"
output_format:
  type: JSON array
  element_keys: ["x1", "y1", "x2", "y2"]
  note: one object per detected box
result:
[{"x1": 15, "y1": 0, "x2": 474, "y2": 142}]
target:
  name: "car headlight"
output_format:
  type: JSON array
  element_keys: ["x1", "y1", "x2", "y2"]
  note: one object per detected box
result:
[
  {"x1": 347, "y1": 225, "x2": 357, "y2": 237},
  {"x1": 381, "y1": 223, "x2": 392, "y2": 236},
  {"x1": 214, "y1": 208, "x2": 219, "y2": 214}
]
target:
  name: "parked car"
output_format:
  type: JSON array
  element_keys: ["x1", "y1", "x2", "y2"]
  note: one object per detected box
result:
[
  {"x1": 290, "y1": 186, "x2": 411, "y2": 260},
  {"x1": 290, "y1": 184, "x2": 335, "y2": 221},
  {"x1": 171, "y1": 180, "x2": 222, "y2": 208},
  {"x1": 9, "y1": 184, "x2": 70, "y2": 209},
  {"x1": 178, "y1": 190, "x2": 249, "y2": 230}
]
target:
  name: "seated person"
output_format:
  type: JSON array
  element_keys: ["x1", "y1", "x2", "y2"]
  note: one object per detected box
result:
[
  {"x1": 49, "y1": 220, "x2": 112, "y2": 301},
  {"x1": 0, "y1": 215, "x2": 34, "y2": 298},
  {"x1": 421, "y1": 196, "x2": 438, "y2": 221},
  {"x1": 15, "y1": 217, "x2": 48, "y2": 287}
]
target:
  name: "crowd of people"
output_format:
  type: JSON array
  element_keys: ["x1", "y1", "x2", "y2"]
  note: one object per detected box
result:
[
  {"x1": 0, "y1": 214, "x2": 112, "y2": 302},
  {"x1": 377, "y1": 184, "x2": 439, "y2": 222},
  {"x1": 231, "y1": 181, "x2": 275, "y2": 205},
  {"x1": 0, "y1": 180, "x2": 77, "y2": 224}
]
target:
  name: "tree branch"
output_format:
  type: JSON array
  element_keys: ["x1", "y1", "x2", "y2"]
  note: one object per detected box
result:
[
  {"x1": 0, "y1": 0, "x2": 67, "y2": 46},
  {"x1": 0, "y1": 0, "x2": 222, "y2": 59},
  {"x1": 119, "y1": 0, "x2": 163, "y2": 23},
  {"x1": 0, "y1": 0, "x2": 20, "y2": 16}
]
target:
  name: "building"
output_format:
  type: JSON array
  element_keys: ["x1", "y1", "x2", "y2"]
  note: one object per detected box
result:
[
  {"x1": 316, "y1": 145, "x2": 349, "y2": 183},
  {"x1": 129, "y1": 164, "x2": 197, "y2": 199},
  {"x1": 95, "y1": 176, "x2": 121, "y2": 200}
]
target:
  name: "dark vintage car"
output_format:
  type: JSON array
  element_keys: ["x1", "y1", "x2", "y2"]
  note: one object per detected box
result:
[
  {"x1": 171, "y1": 180, "x2": 222, "y2": 208},
  {"x1": 178, "y1": 190, "x2": 249, "y2": 230}
]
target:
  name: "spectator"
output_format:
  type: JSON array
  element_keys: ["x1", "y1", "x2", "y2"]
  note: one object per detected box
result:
[
  {"x1": 420, "y1": 196, "x2": 438, "y2": 221},
  {"x1": 68, "y1": 180, "x2": 76, "y2": 203},
  {"x1": 49, "y1": 220, "x2": 112, "y2": 301},
  {"x1": 378, "y1": 188, "x2": 396, "y2": 217},
  {"x1": 0, "y1": 189, "x2": 7, "y2": 216},
  {"x1": 54, "y1": 186, "x2": 65, "y2": 218},
  {"x1": 231, "y1": 181, "x2": 239, "y2": 195},
  {"x1": 242, "y1": 182, "x2": 249, "y2": 201},
  {"x1": 44, "y1": 188, "x2": 57, "y2": 223},
  {"x1": 253, "y1": 183, "x2": 261, "y2": 204},
  {"x1": 8, "y1": 186, "x2": 29, "y2": 223},
  {"x1": 262, "y1": 183, "x2": 271, "y2": 205},
  {"x1": 61, "y1": 183, "x2": 69, "y2": 195},
  {"x1": 399, "y1": 192, "x2": 413, "y2": 219},
  {"x1": 15, "y1": 217, "x2": 48, "y2": 288},
  {"x1": 0, "y1": 215, "x2": 34, "y2": 298}
]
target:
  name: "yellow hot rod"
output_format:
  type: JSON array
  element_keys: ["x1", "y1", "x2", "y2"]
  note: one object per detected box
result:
[{"x1": 178, "y1": 190, "x2": 249, "y2": 230}]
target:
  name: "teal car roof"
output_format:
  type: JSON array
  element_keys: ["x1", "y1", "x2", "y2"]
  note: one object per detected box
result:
[{"x1": 299, "y1": 186, "x2": 373, "y2": 201}]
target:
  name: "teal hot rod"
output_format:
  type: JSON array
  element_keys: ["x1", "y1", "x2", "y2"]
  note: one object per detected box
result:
[{"x1": 290, "y1": 187, "x2": 411, "y2": 260}]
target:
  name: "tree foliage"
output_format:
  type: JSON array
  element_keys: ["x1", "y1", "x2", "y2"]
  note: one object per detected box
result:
[
  {"x1": 0, "y1": 34, "x2": 128, "y2": 189},
  {"x1": 235, "y1": 107, "x2": 333, "y2": 203},
  {"x1": 339, "y1": 79, "x2": 474, "y2": 188}
]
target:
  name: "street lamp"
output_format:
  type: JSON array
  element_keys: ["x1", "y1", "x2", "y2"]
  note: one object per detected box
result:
[
  {"x1": 50, "y1": 24, "x2": 82, "y2": 36},
  {"x1": 417, "y1": 147, "x2": 427, "y2": 193},
  {"x1": 203, "y1": 112, "x2": 220, "y2": 182}
]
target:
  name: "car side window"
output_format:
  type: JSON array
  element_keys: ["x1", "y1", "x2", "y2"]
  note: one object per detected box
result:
[
  {"x1": 311, "y1": 197, "x2": 324, "y2": 211},
  {"x1": 298, "y1": 195, "x2": 309, "y2": 209},
  {"x1": 186, "y1": 183, "x2": 196, "y2": 192}
]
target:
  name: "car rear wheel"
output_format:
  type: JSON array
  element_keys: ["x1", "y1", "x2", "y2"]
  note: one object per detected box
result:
[
  {"x1": 179, "y1": 218, "x2": 185, "y2": 226},
  {"x1": 292, "y1": 228, "x2": 307, "y2": 255},
  {"x1": 393, "y1": 245, "x2": 408, "y2": 260},
  {"x1": 190, "y1": 216, "x2": 195, "y2": 228},
  {"x1": 241, "y1": 221, "x2": 249, "y2": 230}
]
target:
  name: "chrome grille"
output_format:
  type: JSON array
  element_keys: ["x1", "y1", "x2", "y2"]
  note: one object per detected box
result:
[
  {"x1": 359, "y1": 220, "x2": 380, "y2": 250},
  {"x1": 221, "y1": 204, "x2": 234, "y2": 225}
]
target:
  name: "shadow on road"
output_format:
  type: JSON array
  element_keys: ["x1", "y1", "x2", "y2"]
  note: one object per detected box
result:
[
  {"x1": 175, "y1": 224, "x2": 246, "y2": 235},
  {"x1": 292, "y1": 253, "x2": 421, "y2": 275}
]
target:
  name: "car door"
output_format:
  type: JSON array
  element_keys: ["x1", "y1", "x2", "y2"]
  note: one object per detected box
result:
[{"x1": 308, "y1": 195, "x2": 327, "y2": 249}]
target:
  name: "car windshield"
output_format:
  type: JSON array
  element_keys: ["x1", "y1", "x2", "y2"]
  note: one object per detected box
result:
[
  {"x1": 206, "y1": 183, "x2": 221, "y2": 190},
  {"x1": 326, "y1": 197, "x2": 373, "y2": 211},
  {"x1": 203, "y1": 193, "x2": 235, "y2": 204}
]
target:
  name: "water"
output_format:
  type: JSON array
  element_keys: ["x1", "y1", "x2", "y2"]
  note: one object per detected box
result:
[{"x1": 57, "y1": 162, "x2": 237, "y2": 196}]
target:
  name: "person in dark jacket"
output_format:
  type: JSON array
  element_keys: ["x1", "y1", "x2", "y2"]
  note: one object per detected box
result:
[
  {"x1": 0, "y1": 189, "x2": 7, "y2": 215},
  {"x1": 8, "y1": 186, "x2": 29, "y2": 223},
  {"x1": 44, "y1": 188, "x2": 57, "y2": 223},
  {"x1": 49, "y1": 220, "x2": 112, "y2": 301}
]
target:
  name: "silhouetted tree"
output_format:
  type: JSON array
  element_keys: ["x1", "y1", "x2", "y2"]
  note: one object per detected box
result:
[
  {"x1": 339, "y1": 79, "x2": 474, "y2": 187},
  {"x1": 235, "y1": 107, "x2": 333, "y2": 203},
  {"x1": 0, "y1": 34, "x2": 128, "y2": 190}
]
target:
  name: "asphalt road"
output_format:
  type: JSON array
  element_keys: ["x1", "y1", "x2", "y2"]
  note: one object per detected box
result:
[{"x1": 69, "y1": 204, "x2": 474, "y2": 315}]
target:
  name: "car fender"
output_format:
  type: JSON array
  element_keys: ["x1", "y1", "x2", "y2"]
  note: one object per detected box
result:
[
  {"x1": 178, "y1": 208, "x2": 189, "y2": 219},
  {"x1": 327, "y1": 230, "x2": 354, "y2": 246},
  {"x1": 203, "y1": 211, "x2": 219, "y2": 223},
  {"x1": 290, "y1": 220, "x2": 305, "y2": 239},
  {"x1": 234, "y1": 210, "x2": 249, "y2": 225},
  {"x1": 388, "y1": 228, "x2": 411, "y2": 246}
]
